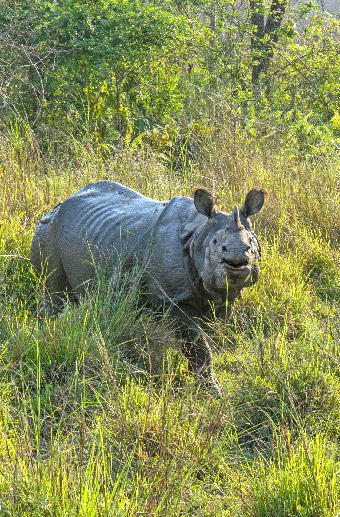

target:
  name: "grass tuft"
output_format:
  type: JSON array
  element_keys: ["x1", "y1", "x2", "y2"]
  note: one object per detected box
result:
[{"x1": 1, "y1": 119, "x2": 340, "y2": 514}]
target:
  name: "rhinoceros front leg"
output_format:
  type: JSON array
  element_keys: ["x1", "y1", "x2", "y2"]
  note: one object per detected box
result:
[
  {"x1": 171, "y1": 305, "x2": 222, "y2": 397},
  {"x1": 182, "y1": 331, "x2": 222, "y2": 398}
]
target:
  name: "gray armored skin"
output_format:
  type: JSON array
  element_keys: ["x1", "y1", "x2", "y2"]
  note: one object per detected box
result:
[{"x1": 31, "y1": 180, "x2": 268, "y2": 396}]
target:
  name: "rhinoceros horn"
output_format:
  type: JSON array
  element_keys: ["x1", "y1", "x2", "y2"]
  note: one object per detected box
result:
[{"x1": 232, "y1": 204, "x2": 242, "y2": 230}]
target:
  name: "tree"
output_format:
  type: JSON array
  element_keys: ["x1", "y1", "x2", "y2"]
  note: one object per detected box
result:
[
  {"x1": 0, "y1": 0, "x2": 196, "y2": 137},
  {"x1": 249, "y1": 0, "x2": 287, "y2": 88}
]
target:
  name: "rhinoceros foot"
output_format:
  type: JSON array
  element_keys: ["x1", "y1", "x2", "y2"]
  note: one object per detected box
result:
[{"x1": 194, "y1": 367, "x2": 223, "y2": 398}]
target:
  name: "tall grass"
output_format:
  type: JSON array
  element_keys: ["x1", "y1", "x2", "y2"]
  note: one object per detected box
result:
[{"x1": 1, "y1": 120, "x2": 340, "y2": 515}]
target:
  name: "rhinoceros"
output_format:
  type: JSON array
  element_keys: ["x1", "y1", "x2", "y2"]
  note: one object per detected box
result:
[{"x1": 30, "y1": 180, "x2": 267, "y2": 396}]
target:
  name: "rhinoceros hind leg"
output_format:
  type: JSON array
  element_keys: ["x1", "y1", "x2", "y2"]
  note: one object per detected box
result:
[
  {"x1": 37, "y1": 267, "x2": 74, "y2": 318},
  {"x1": 39, "y1": 278, "x2": 74, "y2": 319},
  {"x1": 31, "y1": 222, "x2": 74, "y2": 317},
  {"x1": 32, "y1": 248, "x2": 73, "y2": 317}
]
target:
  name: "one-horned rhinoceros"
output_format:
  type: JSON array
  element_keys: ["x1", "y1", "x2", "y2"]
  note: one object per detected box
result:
[{"x1": 30, "y1": 180, "x2": 268, "y2": 396}]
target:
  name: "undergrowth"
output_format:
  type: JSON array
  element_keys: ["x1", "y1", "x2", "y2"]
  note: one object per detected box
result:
[{"x1": 1, "y1": 121, "x2": 340, "y2": 515}]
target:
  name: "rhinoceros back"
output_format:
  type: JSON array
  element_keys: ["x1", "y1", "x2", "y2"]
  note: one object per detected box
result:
[{"x1": 54, "y1": 181, "x2": 167, "y2": 290}]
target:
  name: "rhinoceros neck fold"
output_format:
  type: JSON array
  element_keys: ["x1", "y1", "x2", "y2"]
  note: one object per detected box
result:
[{"x1": 180, "y1": 214, "x2": 214, "y2": 310}]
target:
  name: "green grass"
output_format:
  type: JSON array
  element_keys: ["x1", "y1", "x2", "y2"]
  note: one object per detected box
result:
[{"x1": 1, "y1": 121, "x2": 340, "y2": 515}]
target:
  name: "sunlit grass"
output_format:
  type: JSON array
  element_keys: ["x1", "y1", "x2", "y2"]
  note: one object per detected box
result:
[{"x1": 1, "y1": 120, "x2": 340, "y2": 515}]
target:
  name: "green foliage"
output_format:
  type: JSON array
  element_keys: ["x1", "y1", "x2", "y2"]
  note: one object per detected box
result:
[
  {"x1": 1, "y1": 1, "x2": 340, "y2": 514},
  {"x1": 2, "y1": 0, "x2": 340, "y2": 154},
  {"x1": 0, "y1": 0, "x2": 196, "y2": 138},
  {"x1": 1, "y1": 116, "x2": 340, "y2": 513}
]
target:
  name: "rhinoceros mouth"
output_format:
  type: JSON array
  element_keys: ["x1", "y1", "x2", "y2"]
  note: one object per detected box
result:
[{"x1": 221, "y1": 259, "x2": 249, "y2": 271}]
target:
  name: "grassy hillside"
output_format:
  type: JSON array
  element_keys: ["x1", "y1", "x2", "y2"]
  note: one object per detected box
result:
[{"x1": 1, "y1": 119, "x2": 340, "y2": 516}]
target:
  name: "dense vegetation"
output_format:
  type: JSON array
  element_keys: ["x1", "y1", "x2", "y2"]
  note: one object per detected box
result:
[{"x1": 1, "y1": 0, "x2": 340, "y2": 514}]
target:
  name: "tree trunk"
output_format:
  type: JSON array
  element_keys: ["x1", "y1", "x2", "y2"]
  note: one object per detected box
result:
[{"x1": 250, "y1": 0, "x2": 287, "y2": 88}]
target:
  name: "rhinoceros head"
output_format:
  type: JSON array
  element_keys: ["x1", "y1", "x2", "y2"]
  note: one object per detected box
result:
[{"x1": 189, "y1": 188, "x2": 268, "y2": 299}]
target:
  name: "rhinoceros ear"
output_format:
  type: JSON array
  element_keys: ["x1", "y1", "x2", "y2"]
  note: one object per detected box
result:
[
  {"x1": 193, "y1": 188, "x2": 215, "y2": 218},
  {"x1": 240, "y1": 188, "x2": 269, "y2": 217}
]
